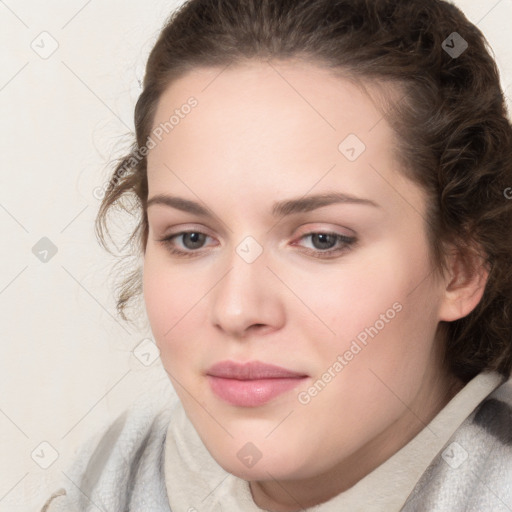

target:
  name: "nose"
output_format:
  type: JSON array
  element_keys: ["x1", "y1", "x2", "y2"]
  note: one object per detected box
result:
[{"x1": 209, "y1": 243, "x2": 285, "y2": 339}]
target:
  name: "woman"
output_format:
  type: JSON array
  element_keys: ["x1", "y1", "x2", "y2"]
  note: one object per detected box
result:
[{"x1": 41, "y1": 0, "x2": 512, "y2": 510}]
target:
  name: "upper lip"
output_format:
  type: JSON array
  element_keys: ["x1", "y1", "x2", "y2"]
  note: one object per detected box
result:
[{"x1": 206, "y1": 360, "x2": 307, "y2": 380}]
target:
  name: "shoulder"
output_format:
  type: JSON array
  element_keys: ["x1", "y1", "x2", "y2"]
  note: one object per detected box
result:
[
  {"x1": 472, "y1": 376, "x2": 512, "y2": 444},
  {"x1": 403, "y1": 375, "x2": 512, "y2": 511},
  {"x1": 40, "y1": 384, "x2": 177, "y2": 512}
]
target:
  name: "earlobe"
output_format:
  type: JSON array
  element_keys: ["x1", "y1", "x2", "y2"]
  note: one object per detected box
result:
[{"x1": 438, "y1": 246, "x2": 489, "y2": 322}]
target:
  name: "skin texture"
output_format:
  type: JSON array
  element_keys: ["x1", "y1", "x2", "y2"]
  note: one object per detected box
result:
[{"x1": 143, "y1": 60, "x2": 488, "y2": 511}]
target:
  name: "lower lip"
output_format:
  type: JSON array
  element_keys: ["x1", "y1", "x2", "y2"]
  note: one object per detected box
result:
[{"x1": 207, "y1": 376, "x2": 307, "y2": 407}]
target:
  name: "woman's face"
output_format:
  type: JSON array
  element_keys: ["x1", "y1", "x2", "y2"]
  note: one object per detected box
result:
[{"x1": 144, "y1": 61, "x2": 461, "y2": 506}]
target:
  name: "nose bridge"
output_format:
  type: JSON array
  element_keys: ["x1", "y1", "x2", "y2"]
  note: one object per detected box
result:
[
  {"x1": 209, "y1": 235, "x2": 282, "y2": 335},
  {"x1": 217, "y1": 236, "x2": 267, "y2": 315}
]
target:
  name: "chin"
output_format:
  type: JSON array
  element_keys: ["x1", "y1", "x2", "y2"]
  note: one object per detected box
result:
[
  {"x1": 218, "y1": 457, "x2": 301, "y2": 481},
  {"x1": 207, "y1": 439, "x2": 313, "y2": 481}
]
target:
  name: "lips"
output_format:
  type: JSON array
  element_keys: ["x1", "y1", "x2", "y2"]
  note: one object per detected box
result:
[
  {"x1": 207, "y1": 360, "x2": 307, "y2": 379},
  {"x1": 206, "y1": 360, "x2": 308, "y2": 407}
]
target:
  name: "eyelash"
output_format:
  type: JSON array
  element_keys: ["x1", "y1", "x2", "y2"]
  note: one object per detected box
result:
[{"x1": 157, "y1": 230, "x2": 357, "y2": 260}]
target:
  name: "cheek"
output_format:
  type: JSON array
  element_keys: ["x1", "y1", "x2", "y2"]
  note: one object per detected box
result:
[
  {"x1": 302, "y1": 240, "x2": 439, "y2": 373},
  {"x1": 314, "y1": 257, "x2": 441, "y2": 416},
  {"x1": 287, "y1": 248, "x2": 408, "y2": 344},
  {"x1": 143, "y1": 250, "x2": 188, "y2": 348},
  {"x1": 142, "y1": 248, "x2": 210, "y2": 373},
  {"x1": 143, "y1": 255, "x2": 171, "y2": 339}
]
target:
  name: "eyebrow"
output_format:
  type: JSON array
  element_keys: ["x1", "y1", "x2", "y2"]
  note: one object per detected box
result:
[{"x1": 146, "y1": 192, "x2": 380, "y2": 217}]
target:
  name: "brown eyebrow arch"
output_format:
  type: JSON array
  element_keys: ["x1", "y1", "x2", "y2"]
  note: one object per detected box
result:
[{"x1": 146, "y1": 192, "x2": 380, "y2": 217}]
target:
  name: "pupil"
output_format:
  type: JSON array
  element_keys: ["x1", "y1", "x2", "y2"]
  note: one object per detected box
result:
[
  {"x1": 184, "y1": 232, "x2": 204, "y2": 249},
  {"x1": 313, "y1": 233, "x2": 335, "y2": 250}
]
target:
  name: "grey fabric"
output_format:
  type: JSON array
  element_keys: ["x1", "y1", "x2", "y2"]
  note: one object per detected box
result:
[
  {"x1": 42, "y1": 393, "x2": 174, "y2": 512},
  {"x1": 401, "y1": 379, "x2": 512, "y2": 511},
  {"x1": 41, "y1": 377, "x2": 512, "y2": 511}
]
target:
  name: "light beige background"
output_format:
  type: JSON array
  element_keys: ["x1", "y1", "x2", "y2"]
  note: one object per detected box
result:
[{"x1": 0, "y1": 1, "x2": 511, "y2": 510}]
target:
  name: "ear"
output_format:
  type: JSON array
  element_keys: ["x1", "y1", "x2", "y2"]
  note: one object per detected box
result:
[{"x1": 438, "y1": 244, "x2": 490, "y2": 322}]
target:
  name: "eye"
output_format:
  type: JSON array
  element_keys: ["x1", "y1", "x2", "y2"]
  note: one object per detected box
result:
[
  {"x1": 293, "y1": 232, "x2": 356, "y2": 258},
  {"x1": 158, "y1": 230, "x2": 216, "y2": 257},
  {"x1": 157, "y1": 229, "x2": 357, "y2": 260},
  {"x1": 175, "y1": 232, "x2": 208, "y2": 250}
]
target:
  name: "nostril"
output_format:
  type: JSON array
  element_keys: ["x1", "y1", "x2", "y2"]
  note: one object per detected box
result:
[{"x1": 250, "y1": 323, "x2": 269, "y2": 334}]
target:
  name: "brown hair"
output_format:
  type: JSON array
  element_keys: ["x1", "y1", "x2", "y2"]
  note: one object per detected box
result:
[{"x1": 96, "y1": 0, "x2": 512, "y2": 382}]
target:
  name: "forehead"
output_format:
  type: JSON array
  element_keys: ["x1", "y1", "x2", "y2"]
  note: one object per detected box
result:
[
  {"x1": 145, "y1": 60, "x2": 422, "y2": 219},
  {"x1": 149, "y1": 59, "x2": 393, "y2": 142}
]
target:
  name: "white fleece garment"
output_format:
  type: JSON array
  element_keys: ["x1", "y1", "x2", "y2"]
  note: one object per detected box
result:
[
  {"x1": 42, "y1": 371, "x2": 505, "y2": 511},
  {"x1": 163, "y1": 371, "x2": 504, "y2": 511}
]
